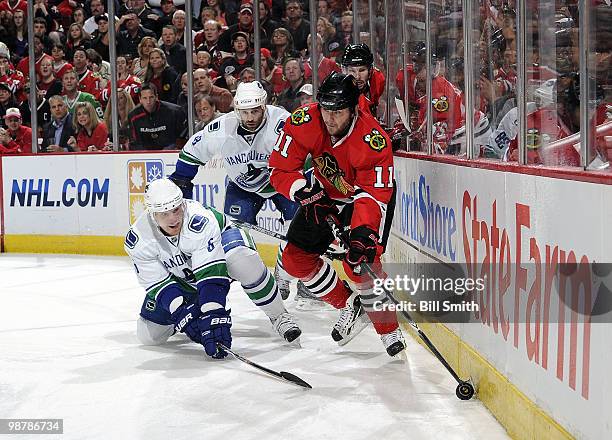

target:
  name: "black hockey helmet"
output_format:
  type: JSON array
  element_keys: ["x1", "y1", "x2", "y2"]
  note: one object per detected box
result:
[
  {"x1": 317, "y1": 72, "x2": 360, "y2": 110},
  {"x1": 341, "y1": 43, "x2": 374, "y2": 68}
]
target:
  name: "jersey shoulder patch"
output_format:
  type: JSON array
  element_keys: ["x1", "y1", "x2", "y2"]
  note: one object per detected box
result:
[
  {"x1": 188, "y1": 214, "x2": 209, "y2": 233},
  {"x1": 363, "y1": 128, "x2": 387, "y2": 152},
  {"x1": 207, "y1": 120, "x2": 221, "y2": 133},
  {"x1": 125, "y1": 229, "x2": 139, "y2": 249},
  {"x1": 290, "y1": 106, "x2": 313, "y2": 126}
]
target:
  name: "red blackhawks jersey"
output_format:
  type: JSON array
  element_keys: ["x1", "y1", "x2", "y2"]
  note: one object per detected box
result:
[
  {"x1": 358, "y1": 68, "x2": 385, "y2": 116},
  {"x1": 269, "y1": 104, "x2": 394, "y2": 236},
  {"x1": 77, "y1": 70, "x2": 103, "y2": 100}
]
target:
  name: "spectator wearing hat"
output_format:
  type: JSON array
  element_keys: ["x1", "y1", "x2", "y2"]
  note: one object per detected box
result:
[
  {"x1": 0, "y1": 83, "x2": 18, "y2": 121},
  {"x1": 91, "y1": 14, "x2": 111, "y2": 61},
  {"x1": 218, "y1": 31, "x2": 255, "y2": 92},
  {"x1": 0, "y1": 46, "x2": 26, "y2": 102},
  {"x1": 156, "y1": 0, "x2": 177, "y2": 30},
  {"x1": 282, "y1": 0, "x2": 310, "y2": 53},
  {"x1": 218, "y1": 2, "x2": 258, "y2": 53},
  {"x1": 276, "y1": 57, "x2": 306, "y2": 112},
  {"x1": 116, "y1": 13, "x2": 157, "y2": 60},
  {"x1": 0, "y1": 108, "x2": 31, "y2": 154},
  {"x1": 296, "y1": 83, "x2": 314, "y2": 106},
  {"x1": 83, "y1": 0, "x2": 111, "y2": 35},
  {"x1": 193, "y1": 68, "x2": 233, "y2": 113},
  {"x1": 42, "y1": 95, "x2": 77, "y2": 152},
  {"x1": 160, "y1": 25, "x2": 187, "y2": 75},
  {"x1": 18, "y1": 82, "x2": 53, "y2": 128},
  {"x1": 303, "y1": 33, "x2": 341, "y2": 83}
]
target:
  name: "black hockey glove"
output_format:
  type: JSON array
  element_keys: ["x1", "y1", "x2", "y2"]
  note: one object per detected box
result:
[
  {"x1": 345, "y1": 226, "x2": 379, "y2": 272},
  {"x1": 168, "y1": 173, "x2": 194, "y2": 199},
  {"x1": 293, "y1": 180, "x2": 339, "y2": 226}
]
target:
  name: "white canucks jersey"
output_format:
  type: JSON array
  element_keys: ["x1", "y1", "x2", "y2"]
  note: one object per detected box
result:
[
  {"x1": 179, "y1": 105, "x2": 290, "y2": 197},
  {"x1": 124, "y1": 200, "x2": 230, "y2": 301}
]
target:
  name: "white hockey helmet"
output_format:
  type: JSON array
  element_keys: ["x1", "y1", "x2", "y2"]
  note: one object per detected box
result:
[
  {"x1": 144, "y1": 178, "x2": 184, "y2": 213},
  {"x1": 534, "y1": 78, "x2": 557, "y2": 108},
  {"x1": 234, "y1": 80, "x2": 267, "y2": 110}
]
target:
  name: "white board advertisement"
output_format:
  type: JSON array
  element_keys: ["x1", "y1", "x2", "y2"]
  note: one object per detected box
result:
[{"x1": 389, "y1": 155, "x2": 612, "y2": 439}]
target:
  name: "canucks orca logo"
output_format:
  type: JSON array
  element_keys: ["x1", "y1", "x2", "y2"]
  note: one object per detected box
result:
[
  {"x1": 125, "y1": 229, "x2": 139, "y2": 249},
  {"x1": 188, "y1": 214, "x2": 209, "y2": 233},
  {"x1": 290, "y1": 107, "x2": 312, "y2": 126},
  {"x1": 363, "y1": 129, "x2": 387, "y2": 152}
]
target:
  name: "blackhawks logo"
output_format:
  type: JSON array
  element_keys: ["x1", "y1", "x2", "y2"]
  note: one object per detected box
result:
[
  {"x1": 313, "y1": 152, "x2": 355, "y2": 196},
  {"x1": 290, "y1": 106, "x2": 312, "y2": 126},
  {"x1": 432, "y1": 95, "x2": 449, "y2": 112},
  {"x1": 363, "y1": 129, "x2": 386, "y2": 152}
]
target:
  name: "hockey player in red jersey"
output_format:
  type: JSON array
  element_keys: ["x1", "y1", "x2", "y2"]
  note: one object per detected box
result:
[
  {"x1": 268, "y1": 72, "x2": 406, "y2": 357},
  {"x1": 340, "y1": 44, "x2": 385, "y2": 117}
]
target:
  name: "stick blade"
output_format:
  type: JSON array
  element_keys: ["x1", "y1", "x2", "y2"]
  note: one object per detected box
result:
[{"x1": 280, "y1": 371, "x2": 312, "y2": 389}]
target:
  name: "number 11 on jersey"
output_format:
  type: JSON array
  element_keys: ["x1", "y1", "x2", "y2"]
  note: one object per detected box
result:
[
  {"x1": 273, "y1": 131, "x2": 292, "y2": 158},
  {"x1": 374, "y1": 166, "x2": 393, "y2": 188}
]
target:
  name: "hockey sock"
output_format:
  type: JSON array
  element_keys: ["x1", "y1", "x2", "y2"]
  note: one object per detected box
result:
[
  {"x1": 302, "y1": 260, "x2": 351, "y2": 309},
  {"x1": 242, "y1": 268, "x2": 287, "y2": 319}
]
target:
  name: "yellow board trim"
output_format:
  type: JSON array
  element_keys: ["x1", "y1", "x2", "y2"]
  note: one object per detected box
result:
[{"x1": 401, "y1": 321, "x2": 574, "y2": 440}]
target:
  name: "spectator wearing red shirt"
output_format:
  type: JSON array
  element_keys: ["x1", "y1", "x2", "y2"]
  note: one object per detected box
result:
[
  {"x1": 0, "y1": 108, "x2": 32, "y2": 154},
  {"x1": 304, "y1": 33, "x2": 341, "y2": 84},
  {"x1": 71, "y1": 101, "x2": 110, "y2": 152},
  {"x1": 16, "y1": 35, "x2": 53, "y2": 81},
  {"x1": 0, "y1": 0, "x2": 27, "y2": 16}
]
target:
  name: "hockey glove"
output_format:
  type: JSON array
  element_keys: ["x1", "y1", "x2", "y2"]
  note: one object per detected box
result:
[
  {"x1": 170, "y1": 303, "x2": 201, "y2": 344},
  {"x1": 199, "y1": 308, "x2": 232, "y2": 359},
  {"x1": 168, "y1": 173, "x2": 194, "y2": 199},
  {"x1": 345, "y1": 226, "x2": 379, "y2": 272},
  {"x1": 293, "y1": 180, "x2": 339, "y2": 226}
]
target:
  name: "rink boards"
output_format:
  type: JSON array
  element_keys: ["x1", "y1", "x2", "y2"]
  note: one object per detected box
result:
[
  {"x1": 1, "y1": 152, "x2": 612, "y2": 439},
  {"x1": 388, "y1": 154, "x2": 612, "y2": 440},
  {"x1": 0, "y1": 152, "x2": 281, "y2": 264}
]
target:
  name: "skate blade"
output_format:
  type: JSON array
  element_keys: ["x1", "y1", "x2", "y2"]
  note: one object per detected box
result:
[
  {"x1": 288, "y1": 338, "x2": 302, "y2": 348},
  {"x1": 295, "y1": 299, "x2": 333, "y2": 311}
]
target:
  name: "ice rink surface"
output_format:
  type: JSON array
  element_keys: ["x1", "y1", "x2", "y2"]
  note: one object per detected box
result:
[{"x1": 0, "y1": 254, "x2": 509, "y2": 440}]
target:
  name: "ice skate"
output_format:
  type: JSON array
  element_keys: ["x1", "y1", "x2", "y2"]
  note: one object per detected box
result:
[
  {"x1": 274, "y1": 265, "x2": 291, "y2": 300},
  {"x1": 331, "y1": 290, "x2": 369, "y2": 346},
  {"x1": 271, "y1": 312, "x2": 302, "y2": 344},
  {"x1": 380, "y1": 328, "x2": 406, "y2": 357},
  {"x1": 295, "y1": 280, "x2": 332, "y2": 311}
]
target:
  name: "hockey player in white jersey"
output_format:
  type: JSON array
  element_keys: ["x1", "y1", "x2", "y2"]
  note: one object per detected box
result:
[
  {"x1": 125, "y1": 178, "x2": 301, "y2": 359},
  {"x1": 170, "y1": 81, "x2": 301, "y2": 300}
]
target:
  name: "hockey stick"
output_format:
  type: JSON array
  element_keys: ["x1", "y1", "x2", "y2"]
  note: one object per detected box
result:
[
  {"x1": 325, "y1": 216, "x2": 475, "y2": 401},
  {"x1": 394, "y1": 97, "x2": 411, "y2": 133},
  {"x1": 217, "y1": 343, "x2": 312, "y2": 389}
]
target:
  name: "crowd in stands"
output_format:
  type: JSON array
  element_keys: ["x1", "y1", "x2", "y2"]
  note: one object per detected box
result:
[{"x1": 0, "y1": 0, "x2": 350, "y2": 153}]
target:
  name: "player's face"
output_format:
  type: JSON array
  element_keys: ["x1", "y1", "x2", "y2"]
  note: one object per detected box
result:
[
  {"x1": 344, "y1": 65, "x2": 369, "y2": 90},
  {"x1": 321, "y1": 107, "x2": 352, "y2": 136},
  {"x1": 154, "y1": 204, "x2": 185, "y2": 236},
  {"x1": 238, "y1": 107, "x2": 265, "y2": 131}
]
